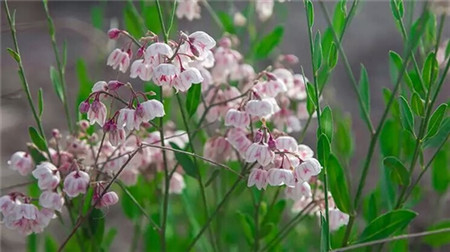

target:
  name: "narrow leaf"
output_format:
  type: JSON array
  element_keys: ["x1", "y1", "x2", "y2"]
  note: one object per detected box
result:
[
  {"x1": 313, "y1": 31, "x2": 323, "y2": 70},
  {"x1": 426, "y1": 104, "x2": 447, "y2": 138},
  {"x1": 28, "y1": 127, "x2": 47, "y2": 151},
  {"x1": 320, "y1": 106, "x2": 333, "y2": 141},
  {"x1": 327, "y1": 42, "x2": 338, "y2": 69},
  {"x1": 186, "y1": 84, "x2": 202, "y2": 118},
  {"x1": 7, "y1": 48, "x2": 20, "y2": 62},
  {"x1": 254, "y1": 26, "x2": 284, "y2": 59},
  {"x1": 317, "y1": 134, "x2": 330, "y2": 167},
  {"x1": 38, "y1": 88, "x2": 44, "y2": 117},
  {"x1": 411, "y1": 92, "x2": 424, "y2": 116},
  {"x1": 50, "y1": 66, "x2": 64, "y2": 102},
  {"x1": 423, "y1": 221, "x2": 450, "y2": 247},
  {"x1": 422, "y1": 52, "x2": 438, "y2": 88},
  {"x1": 327, "y1": 154, "x2": 352, "y2": 214},
  {"x1": 431, "y1": 150, "x2": 448, "y2": 194},
  {"x1": 306, "y1": 0, "x2": 314, "y2": 28},
  {"x1": 383, "y1": 156, "x2": 410, "y2": 186},
  {"x1": 170, "y1": 142, "x2": 197, "y2": 178},
  {"x1": 399, "y1": 96, "x2": 415, "y2": 135}
]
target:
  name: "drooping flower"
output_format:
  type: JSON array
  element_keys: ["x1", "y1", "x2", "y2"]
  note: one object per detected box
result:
[
  {"x1": 153, "y1": 63, "x2": 179, "y2": 86},
  {"x1": 107, "y1": 48, "x2": 130, "y2": 73},
  {"x1": 173, "y1": 68, "x2": 204, "y2": 92},
  {"x1": 187, "y1": 31, "x2": 216, "y2": 59},
  {"x1": 285, "y1": 181, "x2": 312, "y2": 200},
  {"x1": 203, "y1": 136, "x2": 232, "y2": 163},
  {"x1": 295, "y1": 158, "x2": 322, "y2": 182},
  {"x1": 117, "y1": 108, "x2": 137, "y2": 131},
  {"x1": 247, "y1": 168, "x2": 268, "y2": 190},
  {"x1": 225, "y1": 109, "x2": 250, "y2": 129},
  {"x1": 8, "y1": 151, "x2": 34, "y2": 176},
  {"x1": 245, "y1": 143, "x2": 274, "y2": 166},
  {"x1": 63, "y1": 170, "x2": 90, "y2": 198},
  {"x1": 176, "y1": 0, "x2": 201, "y2": 21},
  {"x1": 267, "y1": 168, "x2": 295, "y2": 187},
  {"x1": 169, "y1": 172, "x2": 186, "y2": 194},
  {"x1": 328, "y1": 208, "x2": 350, "y2": 231},
  {"x1": 87, "y1": 99, "x2": 107, "y2": 127},
  {"x1": 95, "y1": 191, "x2": 119, "y2": 208},
  {"x1": 245, "y1": 99, "x2": 275, "y2": 118},
  {"x1": 39, "y1": 191, "x2": 64, "y2": 212},
  {"x1": 255, "y1": 0, "x2": 274, "y2": 22},
  {"x1": 226, "y1": 128, "x2": 252, "y2": 153},
  {"x1": 130, "y1": 59, "x2": 152, "y2": 81},
  {"x1": 32, "y1": 162, "x2": 61, "y2": 191},
  {"x1": 4, "y1": 203, "x2": 42, "y2": 235}
]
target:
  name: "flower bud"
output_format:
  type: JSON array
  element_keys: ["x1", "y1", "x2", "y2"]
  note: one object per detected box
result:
[
  {"x1": 79, "y1": 101, "x2": 90, "y2": 114},
  {"x1": 108, "y1": 28, "x2": 121, "y2": 39},
  {"x1": 107, "y1": 80, "x2": 123, "y2": 91},
  {"x1": 136, "y1": 46, "x2": 145, "y2": 58},
  {"x1": 254, "y1": 130, "x2": 264, "y2": 143},
  {"x1": 218, "y1": 37, "x2": 232, "y2": 48},
  {"x1": 268, "y1": 136, "x2": 277, "y2": 150},
  {"x1": 52, "y1": 129, "x2": 61, "y2": 139}
]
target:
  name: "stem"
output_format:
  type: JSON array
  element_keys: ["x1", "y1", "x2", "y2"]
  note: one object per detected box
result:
[
  {"x1": 253, "y1": 190, "x2": 265, "y2": 252},
  {"x1": 43, "y1": 0, "x2": 73, "y2": 133}
]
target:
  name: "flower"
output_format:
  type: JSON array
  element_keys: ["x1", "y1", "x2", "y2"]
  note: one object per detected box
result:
[
  {"x1": 173, "y1": 68, "x2": 204, "y2": 92},
  {"x1": 275, "y1": 136, "x2": 299, "y2": 152},
  {"x1": 39, "y1": 191, "x2": 64, "y2": 212},
  {"x1": 203, "y1": 136, "x2": 232, "y2": 163},
  {"x1": 176, "y1": 0, "x2": 201, "y2": 21},
  {"x1": 95, "y1": 191, "x2": 119, "y2": 208},
  {"x1": 245, "y1": 143, "x2": 274, "y2": 166},
  {"x1": 295, "y1": 158, "x2": 322, "y2": 182},
  {"x1": 234, "y1": 12, "x2": 247, "y2": 26},
  {"x1": 245, "y1": 98, "x2": 278, "y2": 118},
  {"x1": 225, "y1": 109, "x2": 250, "y2": 129},
  {"x1": 169, "y1": 172, "x2": 186, "y2": 194},
  {"x1": 285, "y1": 181, "x2": 312, "y2": 200},
  {"x1": 107, "y1": 48, "x2": 130, "y2": 73},
  {"x1": 32, "y1": 162, "x2": 61, "y2": 190},
  {"x1": 226, "y1": 128, "x2": 252, "y2": 153},
  {"x1": 117, "y1": 108, "x2": 137, "y2": 131},
  {"x1": 0, "y1": 195, "x2": 17, "y2": 216},
  {"x1": 4, "y1": 203, "x2": 42, "y2": 235},
  {"x1": 153, "y1": 63, "x2": 179, "y2": 86},
  {"x1": 187, "y1": 31, "x2": 216, "y2": 59},
  {"x1": 328, "y1": 209, "x2": 349, "y2": 231},
  {"x1": 130, "y1": 59, "x2": 152, "y2": 81},
  {"x1": 63, "y1": 170, "x2": 90, "y2": 198},
  {"x1": 136, "y1": 99, "x2": 165, "y2": 123},
  {"x1": 247, "y1": 168, "x2": 268, "y2": 190},
  {"x1": 8, "y1": 151, "x2": 34, "y2": 176},
  {"x1": 267, "y1": 168, "x2": 295, "y2": 187},
  {"x1": 88, "y1": 99, "x2": 107, "y2": 126},
  {"x1": 255, "y1": 0, "x2": 274, "y2": 21}
]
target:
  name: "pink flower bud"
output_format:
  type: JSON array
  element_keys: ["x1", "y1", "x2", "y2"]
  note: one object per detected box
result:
[
  {"x1": 8, "y1": 151, "x2": 34, "y2": 176},
  {"x1": 283, "y1": 54, "x2": 299, "y2": 64},
  {"x1": 52, "y1": 129, "x2": 61, "y2": 139},
  {"x1": 63, "y1": 170, "x2": 90, "y2": 198},
  {"x1": 79, "y1": 101, "x2": 90, "y2": 114},
  {"x1": 218, "y1": 37, "x2": 232, "y2": 48},
  {"x1": 95, "y1": 191, "x2": 119, "y2": 208},
  {"x1": 169, "y1": 172, "x2": 186, "y2": 194},
  {"x1": 107, "y1": 80, "x2": 123, "y2": 91},
  {"x1": 108, "y1": 28, "x2": 121, "y2": 39},
  {"x1": 136, "y1": 46, "x2": 145, "y2": 58},
  {"x1": 268, "y1": 136, "x2": 277, "y2": 150}
]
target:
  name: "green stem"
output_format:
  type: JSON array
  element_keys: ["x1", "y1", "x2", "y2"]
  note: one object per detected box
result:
[
  {"x1": 42, "y1": 0, "x2": 73, "y2": 133},
  {"x1": 253, "y1": 190, "x2": 265, "y2": 252}
]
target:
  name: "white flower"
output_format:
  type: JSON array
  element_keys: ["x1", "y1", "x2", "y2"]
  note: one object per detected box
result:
[
  {"x1": 245, "y1": 143, "x2": 274, "y2": 166},
  {"x1": 32, "y1": 162, "x2": 60, "y2": 191},
  {"x1": 8, "y1": 151, "x2": 33, "y2": 176},
  {"x1": 267, "y1": 168, "x2": 295, "y2": 187}
]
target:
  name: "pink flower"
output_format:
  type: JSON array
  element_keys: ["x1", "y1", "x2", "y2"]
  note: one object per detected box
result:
[
  {"x1": 169, "y1": 172, "x2": 186, "y2": 194},
  {"x1": 298, "y1": 144, "x2": 314, "y2": 160},
  {"x1": 225, "y1": 109, "x2": 250, "y2": 129},
  {"x1": 153, "y1": 63, "x2": 179, "y2": 86},
  {"x1": 328, "y1": 209, "x2": 349, "y2": 231},
  {"x1": 176, "y1": 0, "x2": 201, "y2": 21},
  {"x1": 95, "y1": 191, "x2": 119, "y2": 208},
  {"x1": 275, "y1": 136, "x2": 299, "y2": 152},
  {"x1": 0, "y1": 195, "x2": 17, "y2": 216},
  {"x1": 39, "y1": 191, "x2": 64, "y2": 212},
  {"x1": 187, "y1": 31, "x2": 216, "y2": 59},
  {"x1": 117, "y1": 108, "x2": 136, "y2": 131},
  {"x1": 245, "y1": 143, "x2": 274, "y2": 166},
  {"x1": 226, "y1": 128, "x2": 252, "y2": 153},
  {"x1": 173, "y1": 68, "x2": 204, "y2": 92},
  {"x1": 267, "y1": 168, "x2": 295, "y2": 187},
  {"x1": 104, "y1": 120, "x2": 126, "y2": 146},
  {"x1": 136, "y1": 99, "x2": 165, "y2": 122},
  {"x1": 108, "y1": 28, "x2": 121, "y2": 39},
  {"x1": 245, "y1": 99, "x2": 276, "y2": 118},
  {"x1": 8, "y1": 151, "x2": 33, "y2": 176},
  {"x1": 130, "y1": 59, "x2": 153, "y2": 81},
  {"x1": 285, "y1": 181, "x2": 312, "y2": 200},
  {"x1": 247, "y1": 168, "x2": 268, "y2": 190},
  {"x1": 255, "y1": 0, "x2": 274, "y2": 21},
  {"x1": 32, "y1": 162, "x2": 60, "y2": 190},
  {"x1": 295, "y1": 158, "x2": 322, "y2": 182},
  {"x1": 63, "y1": 170, "x2": 90, "y2": 198},
  {"x1": 287, "y1": 74, "x2": 308, "y2": 100},
  {"x1": 88, "y1": 99, "x2": 107, "y2": 126},
  {"x1": 92, "y1": 81, "x2": 108, "y2": 93},
  {"x1": 107, "y1": 48, "x2": 130, "y2": 73},
  {"x1": 144, "y1": 43, "x2": 173, "y2": 65},
  {"x1": 254, "y1": 79, "x2": 287, "y2": 98},
  {"x1": 4, "y1": 203, "x2": 42, "y2": 235},
  {"x1": 203, "y1": 136, "x2": 232, "y2": 163}
]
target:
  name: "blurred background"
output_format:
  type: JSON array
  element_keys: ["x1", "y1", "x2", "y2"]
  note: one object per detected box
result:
[{"x1": 1, "y1": 0, "x2": 450, "y2": 250}]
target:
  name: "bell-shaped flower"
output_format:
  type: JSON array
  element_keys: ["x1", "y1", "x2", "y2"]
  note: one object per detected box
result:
[
  {"x1": 176, "y1": 0, "x2": 201, "y2": 20},
  {"x1": 169, "y1": 172, "x2": 186, "y2": 194},
  {"x1": 247, "y1": 168, "x2": 268, "y2": 190},
  {"x1": 255, "y1": 0, "x2": 274, "y2": 22},
  {"x1": 295, "y1": 158, "x2": 322, "y2": 182},
  {"x1": 104, "y1": 120, "x2": 126, "y2": 146},
  {"x1": 298, "y1": 144, "x2": 314, "y2": 160},
  {"x1": 328, "y1": 209, "x2": 350, "y2": 231},
  {"x1": 226, "y1": 128, "x2": 252, "y2": 153},
  {"x1": 8, "y1": 151, "x2": 34, "y2": 176},
  {"x1": 0, "y1": 195, "x2": 17, "y2": 216},
  {"x1": 285, "y1": 181, "x2": 312, "y2": 200},
  {"x1": 39, "y1": 191, "x2": 64, "y2": 212},
  {"x1": 32, "y1": 162, "x2": 60, "y2": 190},
  {"x1": 63, "y1": 170, "x2": 90, "y2": 198},
  {"x1": 287, "y1": 74, "x2": 308, "y2": 100},
  {"x1": 245, "y1": 143, "x2": 274, "y2": 166},
  {"x1": 88, "y1": 99, "x2": 107, "y2": 126},
  {"x1": 245, "y1": 99, "x2": 275, "y2": 118},
  {"x1": 145, "y1": 42, "x2": 173, "y2": 65},
  {"x1": 4, "y1": 203, "x2": 41, "y2": 235},
  {"x1": 153, "y1": 63, "x2": 179, "y2": 86},
  {"x1": 137, "y1": 100, "x2": 165, "y2": 122},
  {"x1": 275, "y1": 136, "x2": 299, "y2": 152},
  {"x1": 95, "y1": 191, "x2": 119, "y2": 208},
  {"x1": 130, "y1": 59, "x2": 152, "y2": 81},
  {"x1": 203, "y1": 136, "x2": 232, "y2": 163},
  {"x1": 267, "y1": 168, "x2": 295, "y2": 187},
  {"x1": 117, "y1": 108, "x2": 136, "y2": 131},
  {"x1": 225, "y1": 109, "x2": 250, "y2": 129},
  {"x1": 107, "y1": 48, "x2": 130, "y2": 73},
  {"x1": 187, "y1": 31, "x2": 216, "y2": 59},
  {"x1": 173, "y1": 68, "x2": 204, "y2": 92}
]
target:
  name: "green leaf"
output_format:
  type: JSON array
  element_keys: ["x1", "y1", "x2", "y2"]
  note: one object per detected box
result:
[
  {"x1": 38, "y1": 88, "x2": 44, "y2": 117},
  {"x1": 359, "y1": 65, "x2": 370, "y2": 113},
  {"x1": 334, "y1": 114, "x2": 354, "y2": 160},
  {"x1": 28, "y1": 127, "x2": 47, "y2": 151},
  {"x1": 90, "y1": 6, "x2": 104, "y2": 29},
  {"x1": 422, "y1": 52, "x2": 439, "y2": 88},
  {"x1": 124, "y1": 1, "x2": 144, "y2": 37},
  {"x1": 259, "y1": 223, "x2": 274, "y2": 238},
  {"x1": 411, "y1": 92, "x2": 424, "y2": 116},
  {"x1": 390, "y1": 0, "x2": 404, "y2": 21},
  {"x1": 28, "y1": 145, "x2": 47, "y2": 163},
  {"x1": 332, "y1": 0, "x2": 347, "y2": 36},
  {"x1": 317, "y1": 134, "x2": 330, "y2": 167},
  {"x1": 217, "y1": 11, "x2": 236, "y2": 34},
  {"x1": 389, "y1": 51, "x2": 406, "y2": 85},
  {"x1": 88, "y1": 208, "x2": 105, "y2": 248},
  {"x1": 306, "y1": 0, "x2": 314, "y2": 28},
  {"x1": 76, "y1": 59, "x2": 93, "y2": 117},
  {"x1": 398, "y1": 96, "x2": 415, "y2": 135},
  {"x1": 320, "y1": 214, "x2": 330, "y2": 251},
  {"x1": 424, "y1": 118, "x2": 450, "y2": 148},
  {"x1": 102, "y1": 228, "x2": 118, "y2": 250},
  {"x1": 7, "y1": 48, "x2": 20, "y2": 62},
  {"x1": 423, "y1": 221, "x2": 450, "y2": 247},
  {"x1": 186, "y1": 84, "x2": 202, "y2": 118},
  {"x1": 431, "y1": 150, "x2": 448, "y2": 194},
  {"x1": 383, "y1": 156, "x2": 410, "y2": 186},
  {"x1": 254, "y1": 26, "x2": 284, "y2": 59},
  {"x1": 142, "y1": 3, "x2": 162, "y2": 35},
  {"x1": 327, "y1": 154, "x2": 352, "y2": 214},
  {"x1": 237, "y1": 211, "x2": 254, "y2": 245},
  {"x1": 409, "y1": 11, "x2": 430, "y2": 50},
  {"x1": 306, "y1": 82, "x2": 316, "y2": 115},
  {"x1": 327, "y1": 42, "x2": 338, "y2": 69},
  {"x1": 45, "y1": 235, "x2": 58, "y2": 251},
  {"x1": 50, "y1": 66, "x2": 64, "y2": 102},
  {"x1": 320, "y1": 106, "x2": 333, "y2": 141},
  {"x1": 265, "y1": 199, "x2": 286, "y2": 224},
  {"x1": 27, "y1": 234, "x2": 37, "y2": 252},
  {"x1": 426, "y1": 104, "x2": 447, "y2": 138},
  {"x1": 358, "y1": 210, "x2": 417, "y2": 242},
  {"x1": 313, "y1": 31, "x2": 323, "y2": 70},
  {"x1": 170, "y1": 142, "x2": 197, "y2": 178}
]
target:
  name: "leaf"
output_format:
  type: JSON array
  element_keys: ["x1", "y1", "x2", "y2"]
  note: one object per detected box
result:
[
  {"x1": 411, "y1": 92, "x2": 424, "y2": 116},
  {"x1": 358, "y1": 210, "x2": 417, "y2": 242},
  {"x1": 422, "y1": 52, "x2": 439, "y2": 88},
  {"x1": 102, "y1": 228, "x2": 118, "y2": 250},
  {"x1": 217, "y1": 11, "x2": 236, "y2": 34},
  {"x1": 88, "y1": 208, "x2": 105, "y2": 248},
  {"x1": 359, "y1": 65, "x2": 370, "y2": 113},
  {"x1": 265, "y1": 199, "x2": 286, "y2": 224},
  {"x1": 409, "y1": 11, "x2": 430, "y2": 50},
  {"x1": 426, "y1": 104, "x2": 447, "y2": 138},
  {"x1": 306, "y1": 0, "x2": 314, "y2": 28},
  {"x1": 50, "y1": 66, "x2": 64, "y2": 102},
  {"x1": 313, "y1": 31, "x2": 323, "y2": 70},
  {"x1": 423, "y1": 221, "x2": 450, "y2": 247},
  {"x1": 186, "y1": 84, "x2": 202, "y2": 118},
  {"x1": 124, "y1": 2, "x2": 144, "y2": 37},
  {"x1": 334, "y1": 114, "x2": 354, "y2": 160},
  {"x1": 306, "y1": 82, "x2": 316, "y2": 115},
  {"x1": 44, "y1": 235, "x2": 58, "y2": 251},
  {"x1": 28, "y1": 145, "x2": 47, "y2": 163},
  {"x1": 259, "y1": 223, "x2": 274, "y2": 238},
  {"x1": 424, "y1": 117, "x2": 450, "y2": 148},
  {"x1": 90, "y1": 6, "x2": 104, "y2": 29},
  {"x1": 237, "y1": 211, "x2": 254, "y2": 245},
  {"x1": 142, "y1": 3, "x2": 162, "y2": 35},
  {"x1": 170, "y1": 142, "x2": 197, "y2": 178},
  {"x1": 28, "y1": 127, "x2": 47, "y2": 151},
  {"x1": 205, "y1": 169, "x2": 220, "y2": 187},
  {"x1": 332, "y1": 0, "x2": 347, "y2": 36},
  {"x1": 383, "y1": 156, "x2": 410, "y2": 186},
  {"x1": 431, "y1": 150, "x2": 448, "y2": 194},
  {"x1": 317, "y1": 134, "x2": 330, "y2": 167},
  {"x1": 390, "y1": 0, "x2": 404, "y2": 21},
  {"x1": 76, "y1": 59, "x2": 92, "y2": 117},
  {"x1": 254, "y1": 26, "x2": 284, "y2": 59},
  {"x1": 27, "y1": 234, "x2": 37, "y2": 252},
  {"x1": 327, "y1": 154, "x2": 352, "y2": 214},
  {"x1": 320, "y1": 106, "x2": 333, "y2": 141},
  {"x1": 389, "y1": 51, "x2": 408, "y2": 85},
  {"x1": 38, "y1": 88, "x2": 44, "y2": 117},
  {"x1": 327, "y1": 42, "x2": 338, "y2": 69},
  {"x1": 320, "y1": 214, "x2": 330, "y2": 252},
  {"x1": 7, "y1": 48, "x2": 20, "y2": 62},
  {"x1": 398, "y1": 96, "x2": 415, "y2": 135}
]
